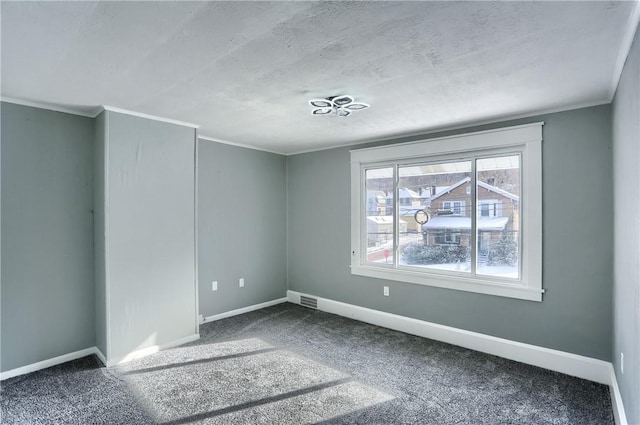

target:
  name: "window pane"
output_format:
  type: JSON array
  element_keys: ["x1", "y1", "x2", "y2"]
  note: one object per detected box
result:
[
  {"x1": 365, "y1": 167, "x2": 394, "y2": 264},
  {"x1": 476, "y1": 155, "x2": 520, "y2": 279},
  {"x1": 398, "y1": 161, "x2": 471, "y2": 273}
]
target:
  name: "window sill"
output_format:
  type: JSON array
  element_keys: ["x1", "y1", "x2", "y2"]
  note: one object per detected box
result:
[{"x1": 351, "y1": 264, "x2": 543, "y2": 302}]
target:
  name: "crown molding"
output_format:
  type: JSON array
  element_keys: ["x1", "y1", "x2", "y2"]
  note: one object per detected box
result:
[
  {"x1": 101, "y1": 105, "x2": 199, "y2": 129},
  {"x1": 198, "y1": 134, "x2": 286, "y2": 156},
  {"x1": 0, "y1": 96, "x2": 96, "y2": 118}
]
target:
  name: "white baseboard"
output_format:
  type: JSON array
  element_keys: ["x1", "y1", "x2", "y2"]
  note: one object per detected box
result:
[
  {"x1": 289, "y1": 289, "x2": 632, "y2": 422},
  {"x1": 609, "y1": 364, "x2": 629, "y2": 425},
  {"x1": 287, "y1": 290, "x2": 612, "y2": 385},
  {"x1": 201, "y1": 297, "x2": 288, "y2": 324},
  {"x1": 1, "y1": 333, "x2": 202, "y2": 379},
  {"x1": 1, "y1": 294, "x2": 627, "y2": 423},
  {"x1": 94, "y1": 347, "x2": 107, "y2": 366},
  {"x1": 0, "y1": 347, "x2": 98, "y2": 381},
  {"x1": 106, "y1": 333, "x2": 200, "y2": 367}
]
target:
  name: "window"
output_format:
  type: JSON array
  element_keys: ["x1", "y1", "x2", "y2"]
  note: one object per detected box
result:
[
  {"x1": 478, "y1": 200, "x2": 501, "y2": 217},
  {"x1": 443, "y1": 200, "x2": 465, "y2": 215},
  {"x1": 441, "y1": 230, "x2": 461, "y2": 245},
  {"x1": 350, "y1": 123, "x2": 543, "y2": 301}
]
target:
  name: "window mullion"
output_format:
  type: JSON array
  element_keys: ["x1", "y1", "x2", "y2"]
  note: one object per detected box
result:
[
  {"x1": 393, "y1": 164, "x2": 399, "y2": 268},
  {"x1": 470, "y1": 158, "x2": 477, "y2": 276},
  {"x1": 360, "y1": 165, "x2": 367, "y2": 265}
]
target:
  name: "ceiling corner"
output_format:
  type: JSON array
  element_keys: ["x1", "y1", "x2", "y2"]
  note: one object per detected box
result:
[{"x1": 608, "y1": 0, "x2": 640, "y2": 102}]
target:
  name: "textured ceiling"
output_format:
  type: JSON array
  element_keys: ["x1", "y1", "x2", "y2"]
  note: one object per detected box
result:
[{"x1": 1, "y1": 1, "x2": 638, "y2": 154}]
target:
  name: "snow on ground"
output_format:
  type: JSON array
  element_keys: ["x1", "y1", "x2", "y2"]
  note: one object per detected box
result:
[{"x1": 369, "y1": 257, "x2": 519, "y2": 279}]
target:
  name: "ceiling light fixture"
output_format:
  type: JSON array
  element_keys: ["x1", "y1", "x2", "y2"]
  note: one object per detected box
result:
[{"x1": 309, "y1": 95, "x2": 369, "y2": 117}]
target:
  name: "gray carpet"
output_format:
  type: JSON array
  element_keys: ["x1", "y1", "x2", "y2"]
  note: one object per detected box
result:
[{"x1": 1, "y1": 303, "x2": 613, "y2": 424}]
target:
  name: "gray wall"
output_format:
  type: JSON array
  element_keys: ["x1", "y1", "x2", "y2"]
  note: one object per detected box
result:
[
  {"x1": 287, "y1": 105, "x2": 613, "y2": 361},
  {"x1": 612, "y1": 23, "x2": 640, "y2": 424},
  {"x1": 198, "y1": 141, "x2": 287, "y2": 317},
  {"x1": 103, "y1": 111, "x2": 198, "y2": 362},
  {"x1": 93, "y1": 112, "x2": 107, "y2": 357},
  {"x1": 1, "y1": 102, "x2": 95, "y2": 372}
]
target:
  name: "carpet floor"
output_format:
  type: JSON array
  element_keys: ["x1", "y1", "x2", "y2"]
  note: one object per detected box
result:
[{"x1": 1, "y1": 302, "x2": 613, "y2": 424}]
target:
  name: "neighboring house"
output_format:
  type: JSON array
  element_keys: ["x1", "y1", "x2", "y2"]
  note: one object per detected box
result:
[
  {"x1": 399, "y1": 188, "x2": 428, "y2": 233},
  {"x1": 391, "y1": 188, "x2": 428, "y2": 233},
  {"x1": 386, "y1": 188, "x2": 421, "y2": 215},
  {"x1": 419, "y1": 185, "x2": 448, "y2": 205},
  {"x1": 367, "y1": 216, "x2": 407, "y2": 247},
  {"x1": 398, "y1": 188, "x2": 422, "y2": 206},
  {"x1": 368, "y1": 187, "x2": 428, "y2": 239},
  {"x1": 366, "y1": 190, "x2": 386, "y2": 216},
  {"x1": 399, "y1": 205, "x2": 428, "y2": 233},
  {"x1": 422, "y1": 177, "x2": 519, "y2": 257}
]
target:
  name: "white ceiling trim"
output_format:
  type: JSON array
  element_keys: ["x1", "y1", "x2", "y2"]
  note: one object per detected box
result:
[
  {"x1": 0, "y1": 96, "x2": 96, "y2": 118},
  {"x1": 101, "y1": 105, "x2": 199, "y2": 129},
  {"x1": 286, "y1": 99, "x2": 610, "y2": 156},
  {"x1": 608, "y1": 0, "x2": 640, "y2": 101},
  {"x1": 198, "y1": 134, "x2": 286, "y2": 156}
]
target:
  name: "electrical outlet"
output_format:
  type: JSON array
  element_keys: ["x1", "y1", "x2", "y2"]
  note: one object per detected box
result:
[
  {"x1": 239, "y1": 278, "x2": 245, "y2": 288},
  {"x1": 621, "y1": 352, "x2": 624, "y2": 374},
  {"x1": 212, "y1": 281, "x2": 218, "y2": 291},
  {"x1": 383, "y1": 286, "x2": 389, "y2": 296}
]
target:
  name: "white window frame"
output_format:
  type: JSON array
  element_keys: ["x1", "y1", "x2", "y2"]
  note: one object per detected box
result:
[{"x1": 350, "y1": 123, "x2": 543, "y2": 302}]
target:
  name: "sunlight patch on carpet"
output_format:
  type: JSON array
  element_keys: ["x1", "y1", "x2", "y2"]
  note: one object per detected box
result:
[{"x1": 118, "y1": 338, "x2": 393, "y2": 424}]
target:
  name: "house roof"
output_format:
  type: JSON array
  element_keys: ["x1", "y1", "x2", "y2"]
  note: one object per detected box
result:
[
  {"x1": 367, "y1": 216, "x2": 394, "y2": 225},
  {"x1": 423, "y1": 216, "x2": 510, "y2": 231},
  {"x1": 478, "y1": 182, "x2": 519, "y2": 202},
  {"x1": 387, "y1": 188, "x2": 420, "y2": 200},
  {"x1": 399, "y1": 206, "x2": 428, "y2": 217},
  {"x1": 429, "y1": 177, "x2": 519, "y2": 202},
  {"x1": 367, "y1": 190, "x2": 386, "y2": 202},
  {"x1": 428, "y1": 178, "x2": 470, "y2": 201}
]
